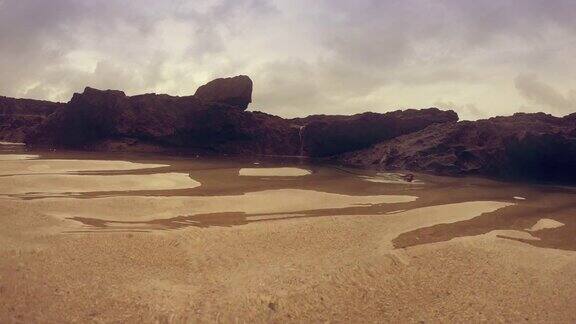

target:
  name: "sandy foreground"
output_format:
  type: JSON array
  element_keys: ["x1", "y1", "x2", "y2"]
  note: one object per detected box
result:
[{"x1": 0, "y1": 145, "x2": 575, "y2": 323}]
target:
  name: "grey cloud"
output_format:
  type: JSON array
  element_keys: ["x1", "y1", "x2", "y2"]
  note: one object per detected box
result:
[
  {"x1": 180, "y1": 0, "x2": 279, "y2": 60},
  {"x1": 515, "y1": 74, "x2": 576, "y2": 115},
  {"x1": 0, "y1": 0, "x2": 160, "y2": 99},
  {"x1": 1, "y1": 0, "x2": 576, "y2": 119},
  {"x1": 272, "y1": 0, "x2": 576, "y2": 117},
  {"x1": 252, "y1": 59, "x2": 326, "y2": 117},
  {"x1": 434, "y1": 100, "x2": 485, "y2": 121},
  {"x1": 0, "y1": 0, "x2": 278, "y2": 100}
]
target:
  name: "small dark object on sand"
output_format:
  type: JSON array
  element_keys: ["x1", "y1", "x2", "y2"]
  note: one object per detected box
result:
[
  {"x1": 268, "y1": 302, "x2": 277, "y2": 311},
  {"x1": 402, "y1": 173, "x2": 415, "y2": 182}
]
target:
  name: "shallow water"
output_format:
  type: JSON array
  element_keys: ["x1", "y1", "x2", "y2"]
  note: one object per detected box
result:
[
  {"x1": 0, "y1": 141, "x2": 25, "y2": 146},
  {"x1": 2, "y1": 145, "x2": 576, "y2": 322},
  {"x1": 0, "y1": 147, "x2": 574, "y2": 251},
  {"x1": 239, "y1": 167, "x2": 312, "y2": 177},
  {"x1": 0, "y1": 154, "x2": 39, "y2": 160}
]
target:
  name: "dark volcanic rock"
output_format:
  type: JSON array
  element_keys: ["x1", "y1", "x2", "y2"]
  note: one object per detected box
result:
[
  {"x1": 28, "y1": 88, "x2": 201, "y2": 148},
  {"x1": 13, "y1": 77, "x2": 458, "y2": 157},
  {"x1": 2, "y1": 74, "x2": 574, "y2": 185},
  {"x1": 340, "y1": 112, "x2": 576, "y2": 184},
  {"x1": 295, "y1": 108, "x2": 458, "y2": 157},
  {"x1": 26, "y1": 82, "x2": 301, "y2": 155},
  {"x1": 194, "y1": 75, "x2": 253, "y2": 110},
  {"x1": 0, "y1": 96, "x2": 64, "y2": 142},
  {"x1": 24, "y1": 80, "x2": 456, "y2": 157}
]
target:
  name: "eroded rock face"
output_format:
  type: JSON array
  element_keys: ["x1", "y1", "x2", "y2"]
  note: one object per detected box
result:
[
  {"x1": 6, "y1": 74, "x2": 575, "y2": 184},
  {"x1": 340, "y1": 112, "x2": 576, "y2": 184},
  {"x1": 5, "y1": 76, "x2": 459, "y2": 157},
  {"x1": 0, "y1": 97, "x2": 64, "y2": 142},
  {"x1": 26, "y1": 83, "x2": 301, "y2": 155},
  {"x1": 194, "y1": 75, "x2": 253, "y2": 110},
  {"x1": 28, "y1": 88, "x2": 204, "y2": 148},
  {"x1": 294, "y1": 108, "x2": 459, "y2": 157},
  {"x1": 24, "y1": 82, "x2": 456, "y2": 157}
]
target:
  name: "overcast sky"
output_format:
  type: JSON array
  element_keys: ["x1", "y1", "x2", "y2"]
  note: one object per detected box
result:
[{"x1": 1, "y1": 0, "x2": 575, "y2": 119}]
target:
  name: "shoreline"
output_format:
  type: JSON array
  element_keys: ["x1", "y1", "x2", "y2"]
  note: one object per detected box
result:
[
  {"x1": 4, "y1": 141, "x2": 576, "y2": 189},
  {"x1": 1, "y1": 148, "x2": 575, "y2": 322}
]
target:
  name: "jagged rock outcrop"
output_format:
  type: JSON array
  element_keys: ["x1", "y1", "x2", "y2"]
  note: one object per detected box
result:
[
  {"x1": 293, "y1": 109, "x2": 458, "y2": 157},
  {"x1": 340, "y1": 112, "x2": 576, "y2": 184},
  {"x1": 5, "y1": 74, "x2": 574, "y2": 184},
  {"x1": 25, "y1": 76, "x2": 456, "y2": 156},
  {"x1": 27, "y1": 84, "x2": 301, "y2": 155},
  {"x1": 28, "y1": 88, "x2": 202, "y2": 148},
  {"x1": 194, "y1": 75, "x2": 253, "y2": 110},
  {"x1": 0, "y1": 97, "x2": 64, "y2": 142}
]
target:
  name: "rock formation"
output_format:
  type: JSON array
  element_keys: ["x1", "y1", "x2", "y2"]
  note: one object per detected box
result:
[
  {"x1": 340, "y1": 112, "x2": 576, "y2": 184},
  {"x1": 27, "y1": 85, "x2": 300, "y2": 155},
  {"x1": 293, "y1": 109, "x2": 458, "y2": 157},
  {"x1": 0, "y1": 97, "x2": 64, "y2": 142},
  {"x1": 22, "y1": 76, "x2": 455, "y2": 157},
  {"x1": 194, "y1": 75, "x2": 253, "y2": 110},
  {"x1": 1, "y1": 74, "x2": 574, "y2": 184}
]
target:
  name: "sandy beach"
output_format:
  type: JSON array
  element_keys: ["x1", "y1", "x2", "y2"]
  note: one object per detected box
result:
[
  {"x1": 0, "y1": 144, "x2": 575, "y2": 323},
  {"x1": 3, "y1": 0, "x2": 576, "y2": 322}
]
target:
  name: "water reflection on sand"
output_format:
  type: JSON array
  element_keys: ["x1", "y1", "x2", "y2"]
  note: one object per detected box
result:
[
  {"x1": 0, "y1": 159, "x2": 168, "y2": 176},
  {"x1": 0, "y1": 141, "x2": 25, "y2": 146},
  {"x1": 0, "y1": 172, "x2": 200, "y2": 194},
  {"x1": 31, "y1": 189, "x2": 417, "y2": 230},
  {"x1": 0, "y1": 150, "x2": 575, "y2": 252},
  {"x1": 239, "y1": 167, "x2": 311, "y2": 177},
  {"x1": 2, "y1": 148, "x2": 576, "y2": 322},
  {"x1": 0, "y1": 154, "x2": 39, "y2": 160}
]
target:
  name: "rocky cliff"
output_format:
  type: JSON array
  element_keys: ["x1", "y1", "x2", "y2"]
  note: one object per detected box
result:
[
  {"x1": 340, "y1": 112, "x2": 576, "y2": 184},
  {"x1": 21, "y1": 76, "x2": 456, "y2": 156},
  {"x1": 26, "y1": 85, "x2": 300, "y2": 155},
  {"x1": 0, "y1": 97, "x2": 64, "y2": 142},
  {"x1": 293, "y1": 109, "x2": 458, "y2": 157},
  {"x1": 1, "y1": 74, "x2": 574, "y2": 184},
  {"x1": 194, "y1": 75, "x2": 253, "y2": 110}
]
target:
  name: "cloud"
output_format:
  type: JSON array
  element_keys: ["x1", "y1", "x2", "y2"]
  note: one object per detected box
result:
[
  {"x1": 1, "y1": 0, "x2": 576, "y2": 119},
  {"x1": 515, "y1": 74, "x2": 576, "y2": 114},
  {"x1": 0, "y1": 0, "x2": 280, "y2": 100},
  {"x1": 433, "y1": 100, "x2": 484, "y2": 121}
]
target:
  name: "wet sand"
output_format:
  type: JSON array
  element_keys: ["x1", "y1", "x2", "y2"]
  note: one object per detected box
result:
[
  {"x1": 0, "y1": 146, "x2": 575, "y2": 323},
  {"x1": 239, "y1": 167, "x2": 312, "y2": 177}
]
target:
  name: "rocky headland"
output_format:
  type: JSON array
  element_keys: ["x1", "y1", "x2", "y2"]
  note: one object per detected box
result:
[
  {"x1": 340, "y1": 112, "x2": 576, "y2": 184},
  {"x1": 0, "y1": 96, "x2": 64, "y2": 142},
  {"x1": 1, "y1": 75, "x2": 574, "y2": 183}
]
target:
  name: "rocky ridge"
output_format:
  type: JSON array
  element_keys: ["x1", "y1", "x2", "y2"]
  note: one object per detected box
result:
[
  {"x1": 340, "y1": 112, "x2": 576, "y2": 184},
  {"x1": 10, "y1": 76, "x2": 455, "y2": 156},
  {"x1": 0, "y1": 75, "x2": 574, "y2": 183},
  {"x1": 0, "y1": 96, "x2": 64, "y2": 142}
]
